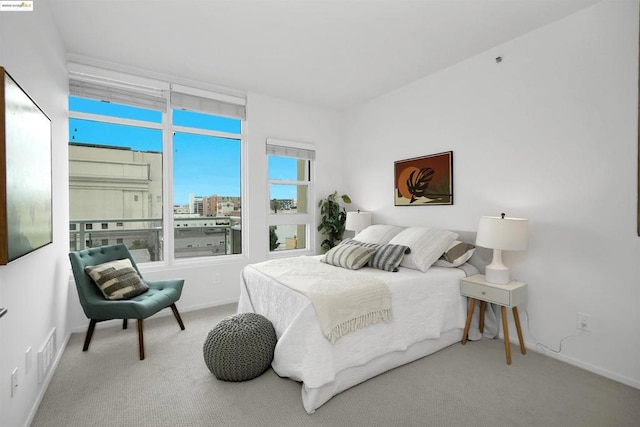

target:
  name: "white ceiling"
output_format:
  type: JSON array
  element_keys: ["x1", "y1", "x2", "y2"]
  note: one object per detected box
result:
[{"x1": 50, "y1": 0, "x2": 600, "y2": 110}]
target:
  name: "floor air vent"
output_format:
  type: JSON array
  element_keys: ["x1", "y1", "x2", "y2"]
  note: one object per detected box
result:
[{"x1": 38, "y1": 328, "x2": 56, "y2": 384}]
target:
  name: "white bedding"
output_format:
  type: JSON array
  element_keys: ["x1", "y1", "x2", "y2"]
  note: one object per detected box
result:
[{"x1": 238, "y1": 255, "x2": 473, "y2": 412}]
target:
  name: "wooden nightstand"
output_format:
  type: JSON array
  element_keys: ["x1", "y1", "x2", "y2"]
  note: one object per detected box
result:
[{"x1": 460, "y1": 274, "x2": 527, "y2": 365}]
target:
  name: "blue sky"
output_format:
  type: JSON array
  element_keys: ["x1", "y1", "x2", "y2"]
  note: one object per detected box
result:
[{"x1": 69, "y1": 97, "x2": 298, "y2": 204}]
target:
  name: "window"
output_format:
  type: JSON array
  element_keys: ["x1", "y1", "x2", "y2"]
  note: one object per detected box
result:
[
  {"x1": 68, "y1": 93, "x2": 163, "y2": 258},
  {"x1": 172, "y1": 115, "x2": 242, "y2": 260},
  {"x1": 267, "y1": 139, "x2": 314, "y2": 252},
  {"x1": 68, "y1": 73, "x2": 246, "y2": 263}
]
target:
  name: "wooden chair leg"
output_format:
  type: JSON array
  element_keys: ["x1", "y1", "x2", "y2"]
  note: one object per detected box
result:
[
  {"x1": 123, "y1": 319, "x2": 128, "y2": 329},
  {"x1": 170, "y1": 303, "x2": 186, "y2": 330},
  {"x1": 83, "y1": 319, "x2": 97, "y2": 351},
  {"x1": 137, "y1": 319, "x2": 145, "y2": 360}
]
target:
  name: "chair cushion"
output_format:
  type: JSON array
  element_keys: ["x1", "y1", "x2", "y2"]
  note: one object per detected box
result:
[{"x1": 85, "y1": 258, "x2": 149, "y2": 300}]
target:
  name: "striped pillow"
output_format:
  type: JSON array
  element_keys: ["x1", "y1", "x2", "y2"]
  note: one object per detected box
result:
[
  {"x1": 85, "y1": 258, "x2": 149, "y2": 300},
  {"x1": 339, "y1": 238, "x2": 380, "y2": 250},
  {"x1": 389, "y1": 227, "x2": 458, "y2": 272},
  {"x1": 368, "y1": 244, "x2": 411, "y2": 272},
  {"x1": 321, "y1": 244, "x2": 378, "y2": 270},
  {"x1": 353, "y1": 225, "x2": 405, "y2": 245}
]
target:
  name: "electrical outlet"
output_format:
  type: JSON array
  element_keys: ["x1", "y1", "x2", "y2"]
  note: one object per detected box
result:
[
  {"x1": 577, "y1": 312, "x2": 592, "y2": 332},
  {"x1": 11, "y1": 368, "x2": 18, "y2": 397}
]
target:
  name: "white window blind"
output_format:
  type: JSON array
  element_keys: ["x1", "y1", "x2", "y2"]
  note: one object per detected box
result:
[
  {"x1": 171, "y1": 91, "x2": 246, "y2": 120},
  {"x1": 69, "y1": 79, "x2": 167, "y2": 112},
  {"x1": 266, "y1": 143, "x2": 315, "y2": 161}
]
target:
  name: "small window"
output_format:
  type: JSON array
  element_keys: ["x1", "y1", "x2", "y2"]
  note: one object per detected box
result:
[
  {"x1": 101, "y1": 239, "x2": 108, "y2": 246},
  {"x1": 269, "y1": 224, "x2": 307, "y2": 251},
  {"x1": 70, "y1": 224, "x2": 77, "y2": 231},
  {"x1": 85, "y1": 224, "x2": 93, "y2": 230},
  {"x1": 134, "y1": 195, "x2": 139, "y2": 202},
  {"x1": 116, "y1": 222, "x2": 123, "y2": 227},
  {"x1": 116, "y1": 238, "x2": 123, "y2": 244},
  {"x1": 101, "y1": 223, "x2": 108, "y2": 230},
  {"x1": 267, "y1": 140, "x2": 314, "y2": 253}
]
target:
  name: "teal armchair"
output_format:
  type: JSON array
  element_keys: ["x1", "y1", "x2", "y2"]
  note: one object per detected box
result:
[{"x1": 69, "y1": 244, "x2": 185, "y2": 360}]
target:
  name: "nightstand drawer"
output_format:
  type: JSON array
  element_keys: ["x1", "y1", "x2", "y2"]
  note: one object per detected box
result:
[{"x1": 460, "y1": 281, "x2": 510, "y2": 305}]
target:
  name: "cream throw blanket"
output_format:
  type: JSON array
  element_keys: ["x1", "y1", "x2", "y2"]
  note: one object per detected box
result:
[{"x1": 250, "y1": 256, "x2": 392, "y2": 343}]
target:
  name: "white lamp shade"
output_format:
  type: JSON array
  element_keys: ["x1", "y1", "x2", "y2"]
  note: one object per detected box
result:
[
  {"x1": 345, "y1": 211, "x2": 372, "y2": 233},
  {"x1": 475, "y1": 216, "x2": 528, "y2": 250}
]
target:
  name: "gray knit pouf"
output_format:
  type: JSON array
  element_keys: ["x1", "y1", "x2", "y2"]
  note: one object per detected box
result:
[{"x1": 203, "y1": 312, "x2": 277, "y2": 382}]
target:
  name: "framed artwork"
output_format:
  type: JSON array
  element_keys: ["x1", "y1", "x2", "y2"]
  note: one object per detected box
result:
[
  {"x1": 394, "y1": 151, "x2": 453, "y2": 206},
  {"x1": 0, "y1": 66, "x2": 52, "y2": 264}
]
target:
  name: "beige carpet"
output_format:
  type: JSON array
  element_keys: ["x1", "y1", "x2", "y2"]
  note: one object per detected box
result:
[{"x1": 31, "y1": 304, "x2": 640, "y2": 426}]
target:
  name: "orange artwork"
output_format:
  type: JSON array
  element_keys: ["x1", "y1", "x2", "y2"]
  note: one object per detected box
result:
[{"x1": 394, "y1": 151, "x2": 453, "y2": 206}]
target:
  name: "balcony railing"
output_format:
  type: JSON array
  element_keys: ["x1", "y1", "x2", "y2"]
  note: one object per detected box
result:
[{"x1": 69, "y1": 216, "x2": 241, "y2": 262}]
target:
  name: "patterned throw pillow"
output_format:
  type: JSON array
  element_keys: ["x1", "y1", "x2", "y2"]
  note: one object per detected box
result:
[
  {"x1": 368, "y1": 244, "x2": 411, "y2": 272},
  {"x1": 85, "y1": 258, "x2": 149, "y2": 300},
  {"x1": 321, "y1": 244, "x2": 378, "y2": 270}
]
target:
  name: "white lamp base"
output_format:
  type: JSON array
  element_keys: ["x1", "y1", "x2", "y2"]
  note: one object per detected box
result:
[{"x1": 485, "y1": 249, "x2": 510, "y2": 285}]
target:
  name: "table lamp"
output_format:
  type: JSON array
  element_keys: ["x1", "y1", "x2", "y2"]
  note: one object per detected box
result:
[
  {"x1": 475, "y1": 213, "x2": 528, "y2": 284},
  {"x1": 345, "y1": 210, "x2": 372, "y2": 235}
]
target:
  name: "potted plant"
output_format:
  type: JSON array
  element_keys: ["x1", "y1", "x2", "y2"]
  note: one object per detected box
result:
[{"x1": 317, "y1": 191, "x2": 351, "y2": 252}]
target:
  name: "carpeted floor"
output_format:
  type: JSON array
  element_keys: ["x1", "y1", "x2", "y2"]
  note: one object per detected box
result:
[{"x1": 31, "y1": 304, "x2": 640, "y2": 426}]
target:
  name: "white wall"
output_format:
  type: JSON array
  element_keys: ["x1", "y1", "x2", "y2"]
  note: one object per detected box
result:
[
  {"x1": 0, "y1": 3, "x2": 70, "y2": 427},
  {"x1": 343, "y1": 0, "x2": 640, "y2": 388}
]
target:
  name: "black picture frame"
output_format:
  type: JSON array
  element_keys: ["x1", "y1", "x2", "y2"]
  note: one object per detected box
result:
[
  {"x1": 0, "y1": 66, "x2": 52, "y2": 264},
  {"x1": 394, "y1": 151, "x2": 453, "y2": 206}
]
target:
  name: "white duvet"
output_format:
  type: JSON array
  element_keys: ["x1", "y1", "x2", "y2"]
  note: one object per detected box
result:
[{"x1": 238, "y1": 256, "x2": 469, "y2": 389}]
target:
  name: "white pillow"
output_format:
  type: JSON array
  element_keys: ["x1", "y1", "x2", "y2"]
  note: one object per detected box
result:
[
  {"x1": 389, "y1": 227, "x2": 458, "y2": 272},
  {"x1": 433, "y1": 240, "x2": 476, "y2": 268},
  {"x1": 353, "y1": 224, "x2": 405, "y2": 245}
]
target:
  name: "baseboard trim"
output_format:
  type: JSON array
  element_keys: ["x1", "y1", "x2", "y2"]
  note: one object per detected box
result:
[
  {"x1": 526, "y1": 339, "x2": 640, "y2": 390},
  {"x1": 24, "y1": 331, "x2": 72, "y2": 427},
  {"x1": 497, "y1": 334, "x2": 640, "y2": 390}
]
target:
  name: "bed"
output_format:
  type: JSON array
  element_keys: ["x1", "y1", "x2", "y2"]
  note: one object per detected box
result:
[{"x1": 237, "y1": 226, "x2": 489, "y2": 413}]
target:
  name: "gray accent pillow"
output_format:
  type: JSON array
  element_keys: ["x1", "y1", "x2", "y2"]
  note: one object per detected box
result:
[
  {"x1": 321, "y1": 244, "x2": 378, "y2": 270},
  {"x1": 85, "y1": 258, "x2": 149, "y2": 300},
  {"x1": 368, "y1": 244, "x2": 411, "y2": 272},
  {"x1": 434, "y1": 241, "x2": 476, "y2": 268}
]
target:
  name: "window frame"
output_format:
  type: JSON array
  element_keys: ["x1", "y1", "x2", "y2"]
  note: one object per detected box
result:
[
  {"x1": 68, "y1": 67, "x2": 247, "y2": 267},
  {"x1": 266, "y1": 138, "x2": 315, "y2": 257}
]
